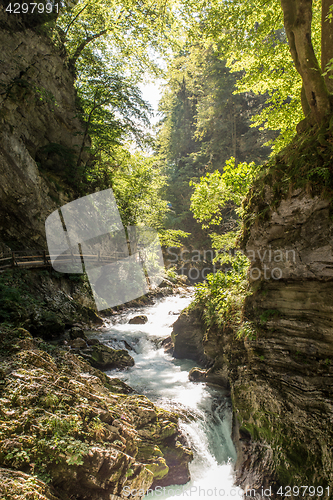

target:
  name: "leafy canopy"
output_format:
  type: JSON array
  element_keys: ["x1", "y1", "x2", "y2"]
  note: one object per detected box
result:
[
  {"x1": 190, "y1": 157, "x2": 258, "y2": 228},
  {"x1": 54, "y1": 0, "x2": 187, "y2": 76},
  {"x1": 195, "y1": 0, "x2": 322, "y2": 152}
]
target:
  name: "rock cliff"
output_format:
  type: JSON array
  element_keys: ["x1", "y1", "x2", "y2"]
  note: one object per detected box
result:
[
  {"x1": 234, "y1": 188, "x2": 333, "y2": 494},
  {"x1": 171, "y1": 187, "x2": 333, "y2": 497},
  {"x1": 0, "y1": 6, "x2": 89, "y2": 251}
]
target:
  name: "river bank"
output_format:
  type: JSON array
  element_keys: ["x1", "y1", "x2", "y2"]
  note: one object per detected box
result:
[
  {"x1": 0, "y1": 268, "x2": 200, "y2": 500},
  {"x1": 0, "y1": 300, "x2": 195, "y2": 499}
]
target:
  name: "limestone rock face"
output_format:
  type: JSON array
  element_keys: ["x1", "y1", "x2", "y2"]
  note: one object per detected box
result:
[
  {"x1": 245, "y1": 189, "x2": 333, "y2": 282},
  {"x1": 0, "y1": 8, "x2": 89, "y2": 250},
  {"x1": 231, "y1": 189, "x2": 333, "y2": 491},
  {"x1": 171, "y1": 308, "x2": 210, "y2": 365},
  {"x1": 172, "y1": 189, "x2": 333, "y2": 494}
]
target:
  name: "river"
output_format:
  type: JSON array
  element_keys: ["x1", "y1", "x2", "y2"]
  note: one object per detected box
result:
[{"x1": 93, "y1": 294, "x2": 244, "y2": 500}]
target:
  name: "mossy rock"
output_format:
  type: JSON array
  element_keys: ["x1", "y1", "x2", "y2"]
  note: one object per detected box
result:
[
  {"x1": 0, "y1": 325, "x2": 33, "y2": 357},
  {"x1": 30, "y1": 309, "x2": 65, "y2": 339},
  {"x1": 0, "y1": 467, "x2": 62, "y2": 500},
  {"x1": 128, "y1": 315, "x2": 148, "y2": 324},
  {"x1": 153, "y1": 441, "x2": 193, "y2": 487},
  {"x1": 81, "y1": 344, "x2": 135, "y2": 370},
  {"x1": 145, "y1": 457, "x2": 169, "y2": 481}
]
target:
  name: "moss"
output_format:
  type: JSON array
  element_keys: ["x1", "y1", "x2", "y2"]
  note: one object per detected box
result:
[
  {"x1": 0, "y1": 468, "x2": 61, "y2": 500},
  {"x1": 259, "y1": 309, "x2": 281, "y2": 324},
  {"x1": 145, "y1": 458, "x2": 169, "y2": 480},
  {"x1": 138, "y1": 444, "x2": 163, "y2": 461},
  {"x1": 0, "y1": 268, "x2": 98, "y2": 338},
  {"x1": 240, "y1": 120, "x2": 333, "y2": 246},
  {"x1": 235, "y1": 395, "x2": 328, "y2": 488}
]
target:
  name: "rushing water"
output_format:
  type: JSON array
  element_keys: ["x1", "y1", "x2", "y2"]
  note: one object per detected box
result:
[{"x1": 91, "y1": 295, "x2": 244, "y2": 500}]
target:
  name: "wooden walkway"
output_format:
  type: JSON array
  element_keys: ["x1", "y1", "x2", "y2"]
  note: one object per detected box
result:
[{"x1": 0, "y1": 250, "x2": 128, "y2": 272}]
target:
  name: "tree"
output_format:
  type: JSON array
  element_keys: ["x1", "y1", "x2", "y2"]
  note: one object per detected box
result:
[
  {"x1": 53, "y1": 0, "x2": 184, "y2": 77},
  {"x1": 156, "y1": 42, "x2": 273, "y2": 247},
  {"x1": 197, "y1": 0, "x2": 333, "y2": 150},
  {"x1": 110, "y1": 152, "x2": 189, "y2": 247},
  {"x1": 75, "y1": 56, "x2": 152, "y2": 182},
  {"x1": 280, "y1": 0, "x2": 333, "y2": 125}
]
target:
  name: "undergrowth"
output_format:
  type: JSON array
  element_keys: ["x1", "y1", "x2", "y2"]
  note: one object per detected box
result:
[{"x1": 192, "y1": 252, "x2": 251, "y2": 336}]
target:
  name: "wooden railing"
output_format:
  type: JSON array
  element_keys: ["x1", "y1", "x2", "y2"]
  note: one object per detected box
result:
[{"x1": 0, "y1": 250, "x2": 130, "y2": 271}]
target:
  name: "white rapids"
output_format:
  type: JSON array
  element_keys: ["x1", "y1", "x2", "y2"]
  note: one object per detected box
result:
[{"x1": 89, "y1": 295, "x2": 244, "y2": 500}]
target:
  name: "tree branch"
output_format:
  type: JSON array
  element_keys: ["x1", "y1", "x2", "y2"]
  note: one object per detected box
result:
[
  {"x1": 321, "y1": 0, "x2": 333, "y2": 93},
  {"x1": 65, "y1": 3, "x2": 89, "y2": 35},
  {"x1": 69, "y1": 29, "x2": 108, "y2": 68}
]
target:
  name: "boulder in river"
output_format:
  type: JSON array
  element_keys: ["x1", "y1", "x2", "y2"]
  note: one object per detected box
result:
[
  {"x1": 188, "y1": 367, "x2": 207, "y2": 382},
  {"x1": 171, "y1": 308, "x2": 211, "y2": 365},
  {"x1": 86, "y1": 338, "x2": 100, "y2": 346},
  {"x1": 69, "y1": 326, "x2": 87, "y2": 340},
  {"x1": 70, "y1": 337, "x2": 87, "y2": 348},
  {"x1": 161, "y1": 336, "x2": 174, "y2": 354},
  {"x1": 80, "y1": 343, "x2": 135, "y2": 370},
  {"x1": 189, "y1": 367, "x2": 230, "y2": 389},
  {"x1": 128, "y1": 315, "x2": 148, "y2": 324}
]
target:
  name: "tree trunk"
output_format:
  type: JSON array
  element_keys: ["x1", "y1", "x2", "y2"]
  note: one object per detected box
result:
[
  {"x1": 280, "y1": 0, "x2": 331, "y2": 124},
  {"x1": 321, "y1": 0, "x2": 333, "y2": 93}
]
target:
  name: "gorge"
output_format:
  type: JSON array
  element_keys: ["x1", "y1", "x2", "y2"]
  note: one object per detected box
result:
[{"x1": 1, "y1": 1, "x2": 333, "y2": 499}]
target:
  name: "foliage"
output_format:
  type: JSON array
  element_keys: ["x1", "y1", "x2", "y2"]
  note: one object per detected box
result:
[
  {"x1": 101, "y1": 152, "x2": 188, "y2": 247},
  {"x1": 110, "y1": 153, "x2": 168, "y2": 229},
  {"x1": 190, "y1": 157, "x2": 259, "y2": 228},
  {"x1": 189, "y1": 156, "x2": 259, "y2": 271},
  {"x1": 236, "y1": 321, "x2": 257, "y2": 341},
  {"x1": 193, "y1": 252, "x2": 250, "y2": 331},
  {"x1": 156, "y1": 43, "x2": 272, "y2": 247},
  {"x1": 196, "y1": 0, "x2": 322, "y2": 152},
  {"x1": 209, "y1": 232, "x2": 239, "y2": 262},
  {"x1": 26, "y1": 0, "x2": 198, "y2": 241},
  {"x1": 75, "y1": 56, "x2": 154, "y2": 192},
  {"x1": 53, "y1": 0, "x2": 185, "y2": 76},
  {"x1": 0, "y1": 271, "x2": 39, "y2": 324},
  {"x1": 165, "y1": 266, "x2": 178, "y2": 282},
  {"x1": 158, "y1": 229, "x2": 190, "y2": 248}
]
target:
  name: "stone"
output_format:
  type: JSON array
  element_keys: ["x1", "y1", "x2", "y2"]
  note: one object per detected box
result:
[
  {"x1": 0, "y1": 333, "x2": 193, "y2": 500},
  {"x1": 80, "y1": 344, "x2": 135, "y2": 370},
  {"x1": 188, "y1": 367, "x2": 207, "y2": 381},
  {"x1": 158, "y1": 279, "x2": 174, "y2": 288},
  {"x1": 0, "y1": 467, "x2": 62, "y2": 500},
  {"x1": 171, "y1": 308, "x2": 211, "y2": 365},
  {"x1": 189, "y1": 367, "x2": 230, "y2": 389},
  {"x1": 69, "y1": 326, "x2": 87, "y2": 340},
  {"x1": 0, "y1": 10, "x2": 91, "y2": 250},
  {"x1": 161, "y1": 336, "x2": 173, "y2": 354},
  {"x1": 86, "y1": 338, "x2": 100, "y2": 346},
  {"x1": 128, "y1": 315, "x2": 148, "y2": 324},
  {"x1": 185, "y1": 186, "x2": 333, "y2": 492},
  {"x1": 70, "y1": 338, "x2": 87, "y2": 348}
]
